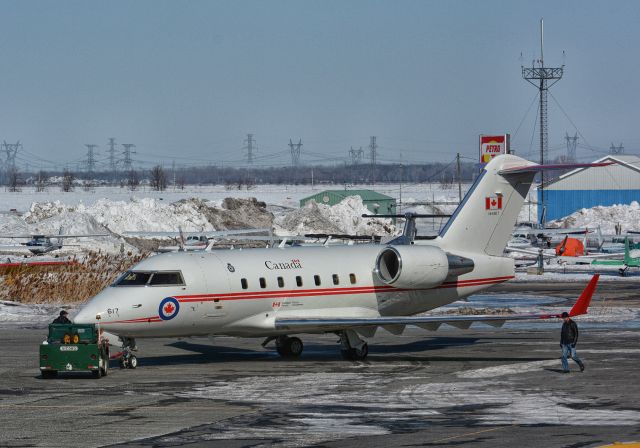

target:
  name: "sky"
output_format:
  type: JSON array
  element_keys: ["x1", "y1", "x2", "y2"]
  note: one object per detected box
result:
[{"x1": 1, "y1": 0, "x2": 639, "y2": 170}]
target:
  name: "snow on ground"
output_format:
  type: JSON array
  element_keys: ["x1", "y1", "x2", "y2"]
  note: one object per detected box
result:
[{"x1": 0, "y1": 300, "x2": 74, "y2": 324}]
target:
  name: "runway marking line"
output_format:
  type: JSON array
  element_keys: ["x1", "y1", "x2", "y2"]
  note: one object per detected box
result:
[{"x1": 429, "y1": 425, "x2": 513, "y2": 443}]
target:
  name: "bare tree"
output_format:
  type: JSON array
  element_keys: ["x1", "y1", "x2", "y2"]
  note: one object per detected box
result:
[
  {"x1": 36, "y1": 170, "x2": 47, "y2": 192},
  {"x1": 150, "y1": 165, "x2": 167, "y2": 191},
  {"x1": 127, "y1": 170, "x2": 140, "y2": 191},
  {"x1": 8, "y1": 169, "x2": 21, "y2": 192},
  {"x1": 61, "y1": 169, "x2": 75, "y2": 192},
  {"x1": 176, "y1": 169, "x2": 186, "y2": 190}
]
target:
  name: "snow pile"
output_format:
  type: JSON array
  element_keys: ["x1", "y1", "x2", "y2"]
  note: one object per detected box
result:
[
  {"x1": 551, "y1": 201, "x2": 640, "y2": 234},
  {"x1": 275, "y1": 196, "x2": 395, "y2": 236}
]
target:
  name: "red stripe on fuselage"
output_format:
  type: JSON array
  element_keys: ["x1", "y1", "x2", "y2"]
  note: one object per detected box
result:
[{"x1": 174, "y1": 276, "x2": 514, "y2": 302}]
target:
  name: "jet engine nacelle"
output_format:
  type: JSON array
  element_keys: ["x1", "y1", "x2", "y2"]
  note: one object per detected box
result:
[{"x1": 375, "y1": 245, "x2": 450, "y2": 289}]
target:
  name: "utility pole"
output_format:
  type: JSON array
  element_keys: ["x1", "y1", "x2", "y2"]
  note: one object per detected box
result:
[
  {"x1": 564, "y1": 132, "x2": 578, "y2": 162},
  {"x1": 349, "y1": 146, "x2": 364, "y2": 165},
  {"x1": 609, "y1": 142, "x2": 624, "y2": 155},
  {"x1": 244, "y1": 134, "x2": 255, "y2": 165},
  {"x1": 85, "y1": 144, "x2": 98, "y2": 175},
  {"x1": 522, "y1": 18, "x2": 564, "y2": 225},
  {"x1": 369, "y1": 136, "x2": 377, "y2": 184},
  {"x1": 456, "y1": 152, "x2": 462, "y2": 203},
  {"x1": 288, "y1": 138, "x2": 302, "y2": 167},
  {"x1": 122, "y1": 144, "x2": 136, "y2": 171}
]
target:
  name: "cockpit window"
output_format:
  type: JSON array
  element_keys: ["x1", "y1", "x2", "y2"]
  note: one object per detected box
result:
[
  {"x1": 149, "y1": 271, "x2": 185, "y2": 286},
  {"x1": 113, "y1": 270, "x2": 185, "y2": 287},
  {"x1": 114, "y1": 271, "x2": 152, "y2": 286}
]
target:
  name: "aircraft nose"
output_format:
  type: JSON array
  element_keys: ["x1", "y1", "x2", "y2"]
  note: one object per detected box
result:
[{"x1": 74, "y1": 303, "x2": 99, "y2": 324}]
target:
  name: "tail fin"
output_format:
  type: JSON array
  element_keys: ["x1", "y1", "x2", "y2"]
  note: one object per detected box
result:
[
  {"x1": 438, "y1": 155, "x2": 536, "y2": 256},
  {"x1": 569, "y1": 274, "x2": 599, "y2": 316}
]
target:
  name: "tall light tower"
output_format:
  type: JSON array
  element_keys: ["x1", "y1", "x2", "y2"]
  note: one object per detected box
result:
[{"x1": 522, "y1": 18, "x2": 563, "y2": 224}]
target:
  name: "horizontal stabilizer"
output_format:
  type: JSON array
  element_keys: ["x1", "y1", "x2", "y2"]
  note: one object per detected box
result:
[{"x1": 499, "y1": 162, "x2": 612, "y2": 175}]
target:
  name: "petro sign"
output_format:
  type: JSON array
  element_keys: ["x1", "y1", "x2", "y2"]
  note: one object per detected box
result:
[{"x1": 479, "y1": 134, "x2": 510, "y2": 164}]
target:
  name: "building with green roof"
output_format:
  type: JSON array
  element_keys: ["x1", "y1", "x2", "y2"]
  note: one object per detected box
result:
[{"x1": 299, "y1": 189, "x2": 396, "y2": 215}]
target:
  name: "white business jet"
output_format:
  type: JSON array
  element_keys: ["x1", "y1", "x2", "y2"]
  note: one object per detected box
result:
[{"x1": 75, "y1": 155, "x2": 605, "y2": 362}]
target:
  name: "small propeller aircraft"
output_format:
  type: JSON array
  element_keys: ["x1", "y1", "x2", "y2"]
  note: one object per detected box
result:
[
  {"x1": 592, "y1": 238, "x2": 640, "y2": 275},
  {"x1": 0, "y1": 228, "x2": 109, "y2": 255},
  {"x1": 75, "y1": 155, "x2": 608, "y2": 362}
]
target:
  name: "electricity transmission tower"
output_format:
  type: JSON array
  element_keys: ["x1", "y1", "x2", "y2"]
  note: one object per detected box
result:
[
  {"x1": 1, "y1": 141, "x2": 20, "y2": 185},
  {"x1": 107, "y1": 138, "x2": 117, "y2": 172},
  {"x1": 122, "y1": 144, "x2": 136, "y2": 171},
  {"x1": 243, "y1": 134, "x2": 256, "y2": 165},
  {"x1": 565, "y1": 133, "x2": 578, "y2": 162},
  {"x1": 610, "y1": 143, "x2": 624, "y2": 155},
  {"x1": 85, "y1": 144, "x2": 98, "y2": 175},
  {"x1": 288, "y1": 139, "x2": 303, "y2": 166},
  {"x1": 369, "y1": 136, "x2": 377, "y2": 184},
  {"x1": 522, "y1": 18, "x2": 563, "y2": 224},
  {"x1": 349, "y1": 146, "x2": 364, "y2": 165}
]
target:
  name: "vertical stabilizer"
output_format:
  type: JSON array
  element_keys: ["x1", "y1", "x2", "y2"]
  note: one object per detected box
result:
[{"x1": 439, "y1": 155, "x2": 536, "y2": 256}]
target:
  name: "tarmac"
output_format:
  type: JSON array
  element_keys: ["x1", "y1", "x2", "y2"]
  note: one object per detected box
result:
[{"x1": 1, "y1": 282, "x2": 639, "y2": 448}]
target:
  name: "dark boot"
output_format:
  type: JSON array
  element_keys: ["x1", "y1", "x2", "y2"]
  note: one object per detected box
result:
[{"x1": 577, "y1": 361, "x2": 585, "y2": 372}]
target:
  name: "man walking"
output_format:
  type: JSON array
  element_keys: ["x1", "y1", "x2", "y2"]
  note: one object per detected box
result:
[{"x1": 560, "y1": 311, "x2": 584, "y2": 373}]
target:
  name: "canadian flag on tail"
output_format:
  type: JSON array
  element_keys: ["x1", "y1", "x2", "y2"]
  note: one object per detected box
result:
[{"x1": 485, "y1": 195, "x2": 502, "y2": 210}]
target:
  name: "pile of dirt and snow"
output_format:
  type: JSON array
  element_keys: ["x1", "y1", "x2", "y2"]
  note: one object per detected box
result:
[
  {"x1": 551, "y1": 201, "x2": 640, "y2": 234},
  {"x1": 275, "y1": 196, "x2": 395, "y2": 236}
]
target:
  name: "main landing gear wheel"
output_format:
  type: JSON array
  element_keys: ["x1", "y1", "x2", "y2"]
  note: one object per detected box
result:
[
  {"x1": 276, "y1": 336, "x2": 304, "y2": 358},
  {"x1": 339, "y1": 330, "x2": 369, "y2": 361},
  {"x1": 341, "y1": 343, "x2": 369, "y2": 361}
]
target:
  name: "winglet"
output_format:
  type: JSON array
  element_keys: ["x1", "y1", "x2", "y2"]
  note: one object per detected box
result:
[{"x1": 568, "y1": 274, "x2": 600, "y2": 317}]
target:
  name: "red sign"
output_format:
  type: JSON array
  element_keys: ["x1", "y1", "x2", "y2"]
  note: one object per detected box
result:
[{"x1": 480, "y1": 134, "x2": 510, "y2": 164}]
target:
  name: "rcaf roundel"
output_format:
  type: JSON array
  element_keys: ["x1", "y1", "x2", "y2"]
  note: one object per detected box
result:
[
  {"x1": 485, "y1": 195, "x2": 502, "y2": 210},
  {"x1": 159, "y1": 297, "x2": 180, "y2": 320}
]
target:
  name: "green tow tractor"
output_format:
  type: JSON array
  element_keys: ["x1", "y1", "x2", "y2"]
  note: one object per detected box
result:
[{"x1": 39, "y1": 323, "x2": 110, "y2": 378}]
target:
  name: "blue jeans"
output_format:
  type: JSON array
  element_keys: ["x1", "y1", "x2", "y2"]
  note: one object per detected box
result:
[{"x1": 561, "y1": 344, "x2": 583, "y2": 371}]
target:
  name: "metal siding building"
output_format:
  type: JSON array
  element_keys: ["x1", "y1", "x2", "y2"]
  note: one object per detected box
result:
[
  {"x1": 300, "y1": 189, "x2": 396, "y2": 215},
  {"x1": 538, "y1": 155, "x2": 640, "y2": 221}
]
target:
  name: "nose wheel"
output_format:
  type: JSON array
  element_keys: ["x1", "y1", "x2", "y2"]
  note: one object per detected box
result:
[{"x1": 275, "y1": 335, "x2": 304, "y2": 358}]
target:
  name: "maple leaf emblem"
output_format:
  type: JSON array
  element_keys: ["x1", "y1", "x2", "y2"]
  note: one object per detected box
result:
[
  {"x1": 164, "y1": 303, "x2": 175, "y2": 314},
  {"x1": 491, "y1": 199, "x2": 497, "y2": 207}
]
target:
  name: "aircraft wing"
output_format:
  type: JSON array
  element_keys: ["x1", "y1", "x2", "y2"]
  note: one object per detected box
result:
[{"x1": 275, "y1": 275, "x2": 599, "y2": 334}]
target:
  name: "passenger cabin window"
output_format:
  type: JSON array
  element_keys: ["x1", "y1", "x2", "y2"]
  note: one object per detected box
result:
[
  {"x1": 296, "y1": 276, "x2": 303, "y2": 287},
  {"x1": 259, "y1": 277, "x2": 267, "y2": 288},
  {"x1": 314, "y1": 275, "x2": 321, "y2": 286},
  {"x1": 241, "y1": 278, "x2": 248, "y2": 289},
  {"x1": 350, "y1": 273, "x2": 357, "y2": 284},
  {"x1": 114, "y1": 271, "x2": 152, "y2": 286},
  {"x1": 332, "y1": 274, "x2": 339, "y2": 285},
  {"x1": 149, "y1": 271, "x2": 184, "y2": 286},
  {"x1": 277, "y1": 277, "x2": 284, "y2": 288}
]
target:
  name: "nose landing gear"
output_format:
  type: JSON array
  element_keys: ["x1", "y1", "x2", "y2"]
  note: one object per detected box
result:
[{"x1": 114, "y1": 337, "x2": 138, "y2": 369}]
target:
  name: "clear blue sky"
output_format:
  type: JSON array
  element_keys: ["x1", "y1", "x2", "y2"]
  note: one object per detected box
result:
[{"x1": 1, "y1": 0, "x2": 639, "y2": 170}]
